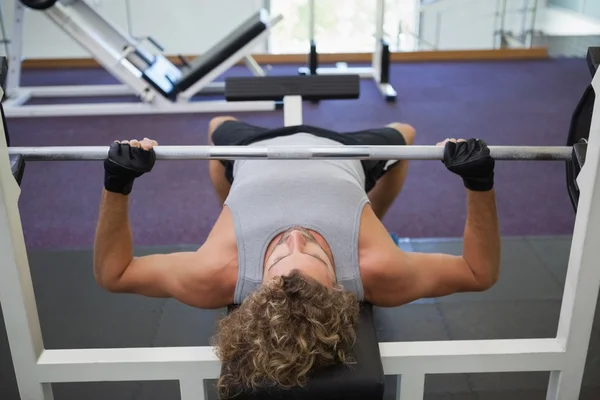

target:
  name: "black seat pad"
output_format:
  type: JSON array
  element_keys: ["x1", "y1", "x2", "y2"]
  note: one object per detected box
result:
[
  {"x1": 220, "y1": 302, "x2": 384, "y2": 400},
  {"x1": 10, "y1": 154, "x2": 25, "y2": 186},
  {"x1": 172, "y1": 10, "x2": 269, "y2": 95}
]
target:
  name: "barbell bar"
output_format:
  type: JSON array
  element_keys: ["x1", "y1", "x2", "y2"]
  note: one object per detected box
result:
[{"x1": 6, "y1": 145, "x2": 573, "y2": 161}]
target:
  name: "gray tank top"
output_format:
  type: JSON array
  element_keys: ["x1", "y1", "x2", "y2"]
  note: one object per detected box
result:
[{"x1": 224, "y1": 133, "x2": 369, "y2": 304}]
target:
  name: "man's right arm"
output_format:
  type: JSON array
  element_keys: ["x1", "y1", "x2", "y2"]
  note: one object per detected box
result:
[
  {"x1": 93, "y1": 138, "x2": 233, "y2": 309},
  {"x1": 93, "y1": 188, "x2": 231, "y2": 309}
]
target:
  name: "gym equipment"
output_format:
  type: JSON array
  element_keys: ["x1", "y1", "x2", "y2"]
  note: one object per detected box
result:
[
  {"x1": 3, "y1": 63, "x2": 600, "y2": 400},
  {"x1": 6, "y1": 144, "x2": 574, "y2": 161},
  {"x1": 566, "y1": 47, "x2": 599, "y2": 211},
  {"x1": 3, "y1": 0, "x2": 283, "y2": 118},
  {"x1": 0, "y1": 61, "x2": 24, "y2": 184},
  {"x1": 297, "y1": 0, "x2": 396, "y2": 102}
]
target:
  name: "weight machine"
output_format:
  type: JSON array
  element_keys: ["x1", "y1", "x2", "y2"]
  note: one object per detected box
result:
[
  {"x1": 2, "y1": 0, "x2": 283, "y2": 118},
  {"x1": 1, "y1": 46, "x2": 600, "y2": 398},
  {"x1": 297, "y1": 0, "x2": 397, "y2": 102}
]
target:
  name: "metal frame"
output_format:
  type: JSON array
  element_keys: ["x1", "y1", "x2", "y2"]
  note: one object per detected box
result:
[
  {"x1": 3, "y1": 0, "x2": 282, "y2": 118},
  {"x1": 297, "y1": 0, "x2": 397, "y2": 101},
  {"x1": 2, "y1": 70, "x2": 600, "y2": 400}
]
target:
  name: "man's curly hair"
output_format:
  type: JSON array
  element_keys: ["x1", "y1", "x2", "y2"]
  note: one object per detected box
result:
[{"x1": 212, "y1": 269, "x2": 359, "y2": 399}]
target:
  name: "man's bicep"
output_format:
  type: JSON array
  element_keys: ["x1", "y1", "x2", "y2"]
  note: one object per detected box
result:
[
  {"x1": 403, "y1": 252, "x2": 482, "y2": 299},
  {"x1": 116, "y1": 252, "x2": 199, "y2": 298},
  {"x1": 373, "y1": 251, "x2": 483, "y2": 306}
]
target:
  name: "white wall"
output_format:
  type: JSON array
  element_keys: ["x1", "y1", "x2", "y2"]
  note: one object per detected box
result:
[{"x1": 2, "y1": 0, "x2": 264, "y2": 59}]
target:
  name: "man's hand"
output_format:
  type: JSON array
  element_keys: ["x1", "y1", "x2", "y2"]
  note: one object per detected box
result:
[
  {"x1": 104, "y1": 138, "x2": 158, "y2": 195},
  {"x1": 437, "y1": 138, "x2": 495, "y2": 192}
]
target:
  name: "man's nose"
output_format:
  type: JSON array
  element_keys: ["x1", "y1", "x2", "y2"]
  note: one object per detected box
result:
[{"x1": 286, "y1": 230, "x2": 306, "y2": 252}]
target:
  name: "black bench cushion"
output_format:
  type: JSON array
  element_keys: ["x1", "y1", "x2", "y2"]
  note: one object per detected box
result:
[
  {"x1": 20, "y1": 0, "x2": 57, "y2": 10},
  {"x1": 225, "y1": 75, "x2": 360, "y2": 101},
  {"x1": 10, "y1": 154, "x2": 25, "y2": 186},
  {"x1": 220, "y1": 302, "x2": 384, "y2": 400},
  {"x1": 172, "y1": 10, "x2": 269, "y2": 95},
  {"x1": 587, "y1": 46, "x2": 600, "y2": 77},
  {"x1": 0, "y1": 56, "x2": 7, "y2": 93}
]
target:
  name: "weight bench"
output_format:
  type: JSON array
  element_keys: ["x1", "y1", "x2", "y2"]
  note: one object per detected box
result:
[
  {"x1": 4, "y1": 0, "x2": 283, "y2": 118},
  {"x1": 222, "y1": 74, "x2": 384, "y2": 399},
  {"x1": 225, "y1": 74, "x2": 360, "y2": 126}
]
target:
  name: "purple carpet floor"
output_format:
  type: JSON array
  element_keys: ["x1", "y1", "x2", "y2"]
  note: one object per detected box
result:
[{"x1": 6, "y1": 59, "x2": 588, "y2": 249}]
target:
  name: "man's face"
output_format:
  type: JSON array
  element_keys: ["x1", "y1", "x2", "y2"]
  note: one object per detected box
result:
[{"x1": 264, "y1": 227, "x2": 335, "y2": 287}]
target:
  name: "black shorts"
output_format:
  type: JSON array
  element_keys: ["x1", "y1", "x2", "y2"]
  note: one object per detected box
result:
[{"x1": 212, "y1": 122, "x2": 407, "y2": 192}]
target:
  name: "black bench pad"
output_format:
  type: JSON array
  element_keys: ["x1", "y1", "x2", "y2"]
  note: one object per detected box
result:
[
  {"x1": 587, "y1": 46, "x2": 600, "y2": 77},
  {"x1": 10, "y1": 154, "x2": 25, "y2": 186},
  {"x1": 221, "y1": 302, "x2": 384, "y2": 400},
  {"x1": 173, "y1": 10, "x2": 269, "y2": 95},
  {"x1": 225, "y1": 75, "x2": 360, "y2": 101}
]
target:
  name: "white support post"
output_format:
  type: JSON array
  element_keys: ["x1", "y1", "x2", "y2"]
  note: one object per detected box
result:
[
  {"x1": 243, "y1": 55, "x2": 266, "y2": 77},
  {"x1": 6, "y1": 0, "x2": 24, "y2": 98},
  {"x1": 283, "y1": 95, "x2": 302, "y2": 126},
  {"x1": 0, "y1": 87, "x2": 52, "y2": 400},
  {"x1": 372, "y1": 0, "x2": 385, "y2": 82},
  {"x1": 398, "y1": 373, "x2": 425, "y2": 400},
  {"x1": 180, "y1": 377, "x2": 206, "y2": 400},
  {"x1": 545, "y1": 65, "x2": 600, "y2": 399},
  {"x1": 308, "y1": 0, "x2": 315, "y2": 42}
]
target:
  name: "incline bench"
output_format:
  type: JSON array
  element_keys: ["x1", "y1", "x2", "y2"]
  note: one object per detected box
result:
[{"x1": 4, "y1": 0, "x2": 283, "y2": 117}]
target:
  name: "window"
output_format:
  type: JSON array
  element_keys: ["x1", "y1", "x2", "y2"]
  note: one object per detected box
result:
[{"x1": 266, "y1": 0, "x2": 421, "y2": 54}]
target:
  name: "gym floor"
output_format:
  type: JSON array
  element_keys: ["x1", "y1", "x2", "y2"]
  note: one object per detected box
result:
[
  {"x1": 1, "y1": 58, "x2": 598, "y2": 399},
  {"x1": 2, "y1": 236, "x2": 599, "y2": 400}
]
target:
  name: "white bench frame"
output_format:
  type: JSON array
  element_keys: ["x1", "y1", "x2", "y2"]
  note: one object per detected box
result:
[
  {"x1": 3, "y1": 0, "x2": 282, "y2": 118},
  {"x1": 1, "y1": 71, "x2": 600, "y2": 398}
]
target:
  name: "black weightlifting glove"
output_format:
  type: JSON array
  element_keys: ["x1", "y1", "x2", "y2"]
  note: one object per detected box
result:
[
  {"x1": 104, "y1": 141, "x2": 156, "y2": 195},
  {"x1": 442, "y1": 139, "x2": 495, "y2": 192}
]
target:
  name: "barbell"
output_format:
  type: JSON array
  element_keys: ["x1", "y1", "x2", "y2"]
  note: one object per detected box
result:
[{"x1": 7, "y1": 145, "x2": 574, "y2": 161}]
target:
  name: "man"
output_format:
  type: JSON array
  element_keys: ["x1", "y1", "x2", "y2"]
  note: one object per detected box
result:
[{"x1": 94, "y1": 118, "x2": 500, "y2": 398}]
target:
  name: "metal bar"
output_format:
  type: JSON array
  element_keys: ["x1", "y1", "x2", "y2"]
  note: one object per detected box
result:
[
  {"x1": 308, "y1": 0, "x2": 315, "y2": 42},
  {"x1": 34, "y1": 338, "x2": 564, "y2": 383},
  {"x1": 7, "y1": 145, "x2": 573, "y2": 161},
  {"x1": 399, "y1": 373, "x2": 425, "y2": 400},
  {"x1": 526, "y1": 0, "x2": 539, "y2": 48},
  {"x1": 373, "y1": 0, "x2": 385, "y2": 77},
  {"x1": 180, "y1": 377, "x2": 206, "y2": 400},
  {"x1": 3, "y1": 100, "x2": 277, "y2": 119},
  {"x1": 380, "y1": 338, "x2": 565, "y2": 375},
  {"x1": 283, "y1": 95, "x2": 302, "y2": 126},
  {"x1": 243, "y1": 55, "x2": 266, "y2": 77},
  {"x1": 20, "y1": 82, "x2": 225, "y2": 98},
  {"x1": 298, "y1": 66, "x2": 374, "y2": 78},
  {"x1": 6, "y1": 1, "x2": 24, "y2": 98}
]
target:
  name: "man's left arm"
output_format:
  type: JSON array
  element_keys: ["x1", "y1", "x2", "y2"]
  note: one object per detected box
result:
[{"x1": 368, "y1": 138, "x2": 500, "y2": 307}]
